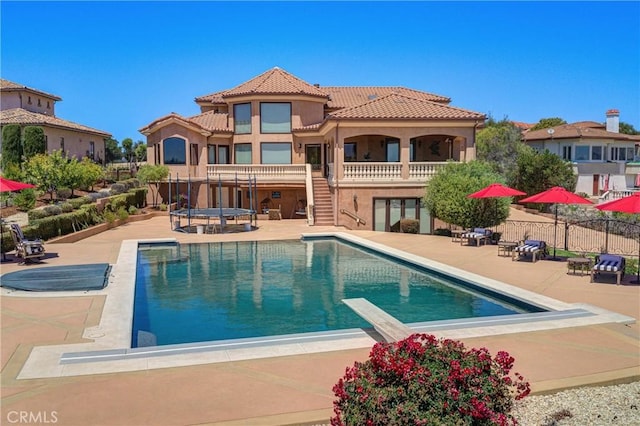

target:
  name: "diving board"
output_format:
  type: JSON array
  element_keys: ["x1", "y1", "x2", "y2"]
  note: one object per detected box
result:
[{"x1": 342, "y1": 298, "x2": 413, "y2": 342}]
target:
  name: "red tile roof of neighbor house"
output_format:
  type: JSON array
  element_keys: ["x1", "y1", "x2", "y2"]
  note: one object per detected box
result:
[
  {"x1": 328, "y1": 93, "x2": 485, "y2": 120},
  {"x1": 524, "y1": 122, "x2": 640, "y2": 142},
  {"x1": 0, "y1": 79, "x2": 62, "y2": 101},
  {"x1": 0, "y1": 108, "x2": 111, "y2": 137}
]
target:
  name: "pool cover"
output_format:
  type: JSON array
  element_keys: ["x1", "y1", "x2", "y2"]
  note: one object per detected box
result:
[{"x1": 1, "y1": 263, "x2": 110, "y2": 291}]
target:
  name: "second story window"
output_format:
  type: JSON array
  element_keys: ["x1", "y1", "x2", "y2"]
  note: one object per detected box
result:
[
  {"x1": 207, "y1": 145, "x2": 216, "y2": 164},
  {"x1": 611, "y1": 146, "x2": 635, "y2": 162},
  {"x1": 562, "y1": 146, "x2": 572, "y2": 161},
  {"x1": 163, "y1": 137, "x2": 186, "y2": 164},
  {"x1": 234, "y1": 103, "x2": 251, "y2": 134},
  {"x1": 260, "y1": 102, "x2": 291, "y2": 133},
  {"x1": 261, "y1": 142, "x2": 291, "y2": 164},
  {"x1": 89, "y1": 141, "x2": 95, "y2": 159},
  {"x1": 234, "y1": 143, "x2": 252, "y2": 164}
]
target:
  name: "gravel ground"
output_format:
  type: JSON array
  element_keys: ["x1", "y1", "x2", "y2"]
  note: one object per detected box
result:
[{"x1": 511, "y1": 381, "x2": 640, "y2": 425}]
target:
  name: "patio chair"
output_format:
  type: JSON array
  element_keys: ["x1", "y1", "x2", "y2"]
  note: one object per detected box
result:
[
  {"x1": 460, "y1": 227, "x2": 492, "y2": 246},
  {"x1": 591, "y1": 254, "x2": 625, "y2": 285},
  {"x1": 9, "y1": 223, "x2": 45, "y2": 263},
  {"x1": 512, "y1": 239, "x2": 547, "y2": 262}
]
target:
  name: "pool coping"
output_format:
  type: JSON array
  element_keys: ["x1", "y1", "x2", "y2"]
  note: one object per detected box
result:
[{"x1": 12, "y1": 233, "x2": 636, "y2": 379}]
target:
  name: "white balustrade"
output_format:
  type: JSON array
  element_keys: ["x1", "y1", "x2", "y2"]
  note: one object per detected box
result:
[{"x1": 207, "y1": 164, "x2": 306, "y2": 182}]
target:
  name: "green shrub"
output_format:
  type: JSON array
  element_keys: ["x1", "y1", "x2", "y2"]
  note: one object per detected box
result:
[
  {"x1": 103, "y1": 209, "x2": 116, "y2": 223},
  {"x1": 130, "y1": 187, "x2": 147, "y2": 208},
  {"x1": 13, "y1": 188, "x2": 37, "y2": 211},
  {"x1": 332, "y1": 334, "x2": 530, "y2": 425},
  {"x1": 128, "y1": 205, "x2": 138, "y2": 215},
  {"x1": 110, "y1": 183, "x2": 127, "y2": 195},
  {"x1": 159, "y1": 203, "x2": 167, "y2": 211},
  {"x1": 69, "y1": 196, "x2": 93, "y2": 209},
  {"x1": 56, "y1": 187, "x2": 72, "y2": 200},
  {"x1": 117, "y1": 207, "x2": 129, "y2": 221},
  {"x1": 28, "y1": 209, "x2": 49, "y2": 222},
  {"x1": 43, "y1": 205, "x2": 62, "y2": 216},
  {"x1": 59, "y1": 202, "x2": 74, "y2": 213},
  {"x1": 400, "y1": 218, "x2": 419, "y2": 234}
]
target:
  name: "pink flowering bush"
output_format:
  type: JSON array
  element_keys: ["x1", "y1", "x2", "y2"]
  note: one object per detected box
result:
[{"x1": 331, "y1": 334, "x2": 530, "y2": 425}]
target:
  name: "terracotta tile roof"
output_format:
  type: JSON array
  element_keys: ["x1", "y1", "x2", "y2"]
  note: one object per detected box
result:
[
  {"x1": 194, "y1": 70, "x2": 450, "y2": 109},
  {"x1": 524, "y1": 122, "x2": 640, "y2": 142},
  {"x1": 195, "y1": 90, "x2": 225, "y2": 104},
  {"x1": 0, "y1": 79, "x2": 62, "y2": 101},
  {"x1": 322, "y1": 86, "x2": 449, "y2": 109},
  {"x1": 189, "y1": 111, "x2": 231, "y2": 132},
  {"x1": 511, "y1": 121, "x2": 535, "y2": 131},
  {"x1": 571, "y1": 120, "x2": 605, "y2": 129},
  {"x1": 221, "y1": 67, "x2": 329, "y2": 99},
  {"x1": 327, "y1": 93, "x2": 485, "y2": 121},
  {"x1": 0, "y1": 108, "x2": 110, "y2": 137}
]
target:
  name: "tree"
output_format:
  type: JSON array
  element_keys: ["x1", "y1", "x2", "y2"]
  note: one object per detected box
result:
[
  {"x1": 77, "y1": 157, "x2": 104, "y2": 191},
  {"x1": 104, "y1": 138, "x2": 122, "y2": 164},
  {"x1": 476, "y1": 118, "x2": 527, "y2": 182},
  {"x1": 620, "y1": 122, "x2": 640, "y2": 135},
  {"x1": 134, "y1": 140, "x2": 147, "y2": 164},
  {"x1": 23, "y1": 150, "x2": 67, "y2": 201},
  {"x1": 136, "y1": 164, "x2": 169, "y2": 207},
  {"x1": 122, "y1": 137, "x2": 134, "y2": 166},
  {"x1": 424, "y1": 161, "x2": 509, "y2": 228},
  {"x1": 22, "y1": 126, "x2": 46, "y2": 158},
  {"x1": 1, "y1": 124, "x2": 22, "y2": 169},
  {"x1": 529, "y1": 117, "x2": 567, "y2": 131},
  {"x1": 511, "y1": 147, "x2": 577, "y2": 201}
]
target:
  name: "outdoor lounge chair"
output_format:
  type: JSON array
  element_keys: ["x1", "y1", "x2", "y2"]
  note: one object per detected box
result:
[
  {"x1": 460, "y1": 227, "x2": 492, "y2": 246},
  {"x1": 512, "y1": 239, "x2": 547, "y2": 262},
  {"x1": 591, "y1": 254, "x2": 625, "y2": 285},
  {"x1": 9, "y1": 223, "x2": 45, "y2": 263}
]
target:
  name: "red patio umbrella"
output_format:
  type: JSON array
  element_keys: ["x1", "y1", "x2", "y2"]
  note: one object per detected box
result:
[
  {"x1": 467, "y1": 183, "x2": 526, "y2": 199},
  {"x1": 519, "y1": 186, "x2": 593, "y2": 260},
  {"x1": 0, "y1": 177, "x2": 35, "y2": 261},
  {"x1": 595, "y1": 192, "x2": 640, "y2": 283},
  {"x1": 0, "y1": 177, "x2": 35, "y2": 192}
]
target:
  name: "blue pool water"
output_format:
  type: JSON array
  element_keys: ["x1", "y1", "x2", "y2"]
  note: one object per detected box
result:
[{"x1": 132, "y1": 239, "x2": 543, "y2": 347}]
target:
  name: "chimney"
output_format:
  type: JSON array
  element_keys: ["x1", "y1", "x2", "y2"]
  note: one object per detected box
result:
[{"x1": 606, "y1": 109, "x2": 620, "y2": 133}]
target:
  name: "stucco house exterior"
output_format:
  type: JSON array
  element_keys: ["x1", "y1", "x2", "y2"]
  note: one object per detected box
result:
[
  {"x1": 0, "y1": 79, "x2": 111, "y2": 164},
  {"x1": 523, "y1": 110, "x2": 640, "y2": 196},
  {"x1": 140, "y1": 67, "x2": 485, "y2": 232}
]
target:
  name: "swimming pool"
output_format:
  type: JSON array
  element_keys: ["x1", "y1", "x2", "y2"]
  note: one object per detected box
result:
[{"x1": 132, "y1": 238, "x2": 545, "y2": 347}]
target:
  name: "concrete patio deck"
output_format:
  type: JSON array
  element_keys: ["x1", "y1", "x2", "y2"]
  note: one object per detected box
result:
[{"x1": 1, "y1": 209, "x2": 639, "y2": 425}]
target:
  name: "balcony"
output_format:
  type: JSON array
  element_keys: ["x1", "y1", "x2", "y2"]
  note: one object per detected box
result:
[
  {"x1": 330, "y1": 161, "x2": 449, "y2": 185},
  {"x1": 207, "y1": 164, "x2": 307, "y2": 182},
  {"x1": 206, "y1": 162, "x2": 449, "y2": 186}
]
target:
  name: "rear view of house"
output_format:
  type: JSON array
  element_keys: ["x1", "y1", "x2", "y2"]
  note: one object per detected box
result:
[{"x1": 139, "y1": 67, "x2": 485, "y2": 232}]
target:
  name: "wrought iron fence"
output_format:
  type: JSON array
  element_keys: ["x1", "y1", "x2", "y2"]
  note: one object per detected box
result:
[{"x1": 490, "y1": 218, "x2": 640, "y2": 257}]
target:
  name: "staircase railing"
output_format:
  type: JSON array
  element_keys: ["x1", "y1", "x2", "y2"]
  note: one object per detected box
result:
[
  {"x1": 305, "y1": 164, "x2": 315, "y2": 225},
  {"x1": 340, "y1": 209, "x2": 367, "y2": 225}
]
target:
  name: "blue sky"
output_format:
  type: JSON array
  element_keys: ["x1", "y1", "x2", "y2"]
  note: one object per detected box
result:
[{"x1": 2, "y1": 1, "x2": 639, "y2": 143}]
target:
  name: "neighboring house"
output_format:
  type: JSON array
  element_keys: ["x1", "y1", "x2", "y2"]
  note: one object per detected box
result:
[
  {"x1": 0, "y1": 79, "x2": 111, "y2": 164},
  {"x1": 523, "y1": 110, "x2": 640, "y2": 196},
  {"x1": 139, "y1": 67, "x2": 485, "y2": 232}
]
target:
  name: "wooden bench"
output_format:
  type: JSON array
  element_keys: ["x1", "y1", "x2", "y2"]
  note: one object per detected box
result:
[{"x1": 342, "y1": 298, "x2": 413, "y2": 342}]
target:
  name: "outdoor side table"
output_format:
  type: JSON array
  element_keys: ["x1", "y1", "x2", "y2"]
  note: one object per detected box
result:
[
  {"x1": 497, "y1": 241, "x2": 518, "y2": 257},
  {"x1": 567, "y1": 257, "x2": 591, "y2": 276},
  {"x1": 451, "y1": 229, "x2": 465, "y2": 243}
]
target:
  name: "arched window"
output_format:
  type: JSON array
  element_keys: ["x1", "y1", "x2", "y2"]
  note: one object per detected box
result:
[{"x1": 163, "y1": 137, "x2": 186, "y2": 164}]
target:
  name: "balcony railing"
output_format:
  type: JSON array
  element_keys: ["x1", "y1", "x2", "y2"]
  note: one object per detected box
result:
[
  {"x1": 207, "y1": 162, "x2": 449, "y2": 184},
  {"x1": 332, "y1": 161, "x2": 449, "y2": 183},
  {"x1": 207, "y1": 164, "x2": 307, "y2": 182}
]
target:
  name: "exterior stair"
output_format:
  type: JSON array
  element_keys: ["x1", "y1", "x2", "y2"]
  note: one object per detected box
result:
[{"x1": 312, "y1": 176, "x2": 334, "y2": 226}]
